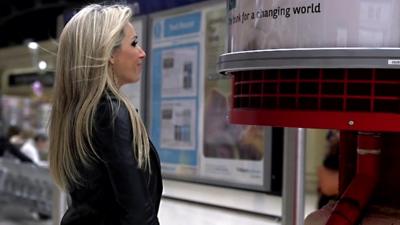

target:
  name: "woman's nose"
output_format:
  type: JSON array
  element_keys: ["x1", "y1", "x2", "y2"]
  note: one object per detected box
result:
[{"x1": 139, "y1": 46, "x2": 146, "y2": 58}]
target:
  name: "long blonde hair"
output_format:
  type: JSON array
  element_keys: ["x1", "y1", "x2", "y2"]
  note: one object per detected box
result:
[{"x1": 49, "y1": 4, "x2": 150, "y2": 191}]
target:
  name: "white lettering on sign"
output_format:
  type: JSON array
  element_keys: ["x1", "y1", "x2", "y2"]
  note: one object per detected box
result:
[
  {"x1": 169, "y1": 21, "x2": 195, "y2": 31},
  {"x1": 388, "y1": 59, "x2": 400, "y2": 65}
]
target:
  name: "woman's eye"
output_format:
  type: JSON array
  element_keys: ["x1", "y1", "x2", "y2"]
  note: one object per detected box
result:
[{"x1": 131, "y1": 40, "x2": 138, "y2": 47}]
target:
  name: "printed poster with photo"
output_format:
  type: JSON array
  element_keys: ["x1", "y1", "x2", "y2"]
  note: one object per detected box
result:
[
  {"x1": 149, "y1": 10, "x2": 202, "y2": 175},
  {"x1": 161, "y1": 47, "x2": 197, "y2": 97},
  {"x1": 160, "y1": 100, "x2": 196, "y2": 150},
  {"x1": 149, "y1": 3, "x2": 269, "y2": 188},
  {"x1": 199, "y1": 6, "x2": 266, "y2": 186}
]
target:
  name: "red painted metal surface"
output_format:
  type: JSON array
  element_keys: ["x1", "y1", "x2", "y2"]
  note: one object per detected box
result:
[
  {"x1": 338, "y1": 132, "x2": 400, "y2": 222},
  {"x1": 230, "y1": 69, "x2": 400, "y2": 131},
  {"x1": 228, "y1": 67, "x2": 400, "y2": 224},
  {"x1": 326, "y1": 133, "x2": 381, "y2": 225},
  {"x1": 339, "y1": 131, "x2": 357, "y2": 195},
  {"x1": 230, "y1": 110, "x2": 400, "y2": 132}
]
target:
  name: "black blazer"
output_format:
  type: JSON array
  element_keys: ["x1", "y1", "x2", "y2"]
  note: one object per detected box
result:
[{"x1": 61, "y1": 95, "x2": 163, "y2": 225}]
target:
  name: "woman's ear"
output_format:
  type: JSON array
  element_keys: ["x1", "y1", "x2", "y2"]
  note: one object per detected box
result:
[{"x1": 109, "y1": 55, "x2": 115, "y2": 64}]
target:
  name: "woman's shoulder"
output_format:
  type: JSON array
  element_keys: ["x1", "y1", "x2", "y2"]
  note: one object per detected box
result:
[
  {"x1": 98, "y1": 93, "x2": 127, "y2": 113},
  {"x1": 96, "y1": 94, "x2": 130, "y2": 126},
  {"x1": 94, "y1": 94, "x2": 133, "y2": 146}
]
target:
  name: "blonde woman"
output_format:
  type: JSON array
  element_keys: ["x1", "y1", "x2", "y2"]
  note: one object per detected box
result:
[{"x1": 49, "y1": 4, "x2": 162, "y2": 225}]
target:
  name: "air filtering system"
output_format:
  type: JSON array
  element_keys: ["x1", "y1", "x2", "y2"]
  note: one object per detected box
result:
[{"x1": 219, "y1": 0, "x2": 400, "y2": 225}]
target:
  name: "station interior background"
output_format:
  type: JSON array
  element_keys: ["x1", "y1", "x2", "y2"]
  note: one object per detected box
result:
[{"x1": 0, "y1": 0, "x2": 333, "y2": 224}]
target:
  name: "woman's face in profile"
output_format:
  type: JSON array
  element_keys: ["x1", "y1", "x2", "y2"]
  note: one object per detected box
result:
[{"x1": 111, "y1": 23, "x2": 146, "y2": 86}]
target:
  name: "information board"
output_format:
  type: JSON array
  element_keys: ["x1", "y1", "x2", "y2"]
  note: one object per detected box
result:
[{"x1": 148, "y1": 0, "x2": 279, "y2": 191}]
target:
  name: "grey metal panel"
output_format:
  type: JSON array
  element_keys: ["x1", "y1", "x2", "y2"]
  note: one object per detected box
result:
[{"x1": 217, "y1": 48, "x2": 400, "y2": 74}]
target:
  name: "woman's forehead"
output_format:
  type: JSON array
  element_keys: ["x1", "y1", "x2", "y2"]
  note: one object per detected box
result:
[{"x1": 124, "y1": 23, "x2": 137, "y2": 37}]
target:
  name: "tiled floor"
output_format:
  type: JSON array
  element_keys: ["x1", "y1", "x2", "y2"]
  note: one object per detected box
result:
[
  {"x1": 0, "y1": 200, "x2": 280, "y2": 225},
  {"x1": 0, "y1": 195, "x2": 318, "y2": 225},
  {"x1": 159, "y1": 198, "x2": 281, "y2": 225},
  {"x1": 0, "y1": 180, "x2": 318, "y2": 225},
  {"x1": 0, "y1": 204, "x2": 51, "y2": 225}
]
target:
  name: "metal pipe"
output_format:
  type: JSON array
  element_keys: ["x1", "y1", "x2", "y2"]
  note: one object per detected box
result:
[
  {"x1": 325, "y1": 132, "x2": 381, "y2": 225},
  {"x1": 282, "y1": 128, "x2": 306, "y2": 225}
]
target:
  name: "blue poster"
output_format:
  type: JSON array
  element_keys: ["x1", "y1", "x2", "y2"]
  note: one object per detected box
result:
[{"x1": 150, "y1": 11, "x2": 202, "y2": 169}]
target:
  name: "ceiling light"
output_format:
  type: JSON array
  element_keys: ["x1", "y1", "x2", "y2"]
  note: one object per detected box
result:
[
  {"x1": 38, "y1": 60, "x2": 47, "y2": 70},
  {"x1": 28, "y1": 42, "x2": 38, "y2": 50}
]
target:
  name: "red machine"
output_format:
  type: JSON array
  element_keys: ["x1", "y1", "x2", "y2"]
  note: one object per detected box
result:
[
  {"x1": 221, "y1": 1, "x2": 400, "y2": 223},
  {"x1": 218, "y1": 57, "x2": 400, "y2": 224}
]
